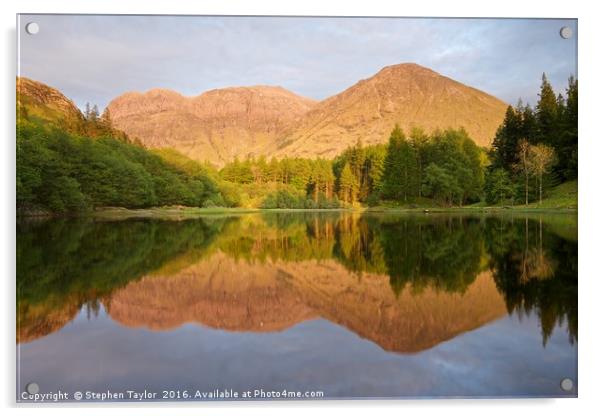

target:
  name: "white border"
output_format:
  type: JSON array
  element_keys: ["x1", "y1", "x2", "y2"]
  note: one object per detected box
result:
[{"x1": 3, "y1": 0, "x2": 601, "y2": 415}]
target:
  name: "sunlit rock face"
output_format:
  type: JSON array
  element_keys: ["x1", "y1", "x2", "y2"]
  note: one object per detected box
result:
[{"x1": 106, "y1": 252, "x2": 507, "y2": 353}]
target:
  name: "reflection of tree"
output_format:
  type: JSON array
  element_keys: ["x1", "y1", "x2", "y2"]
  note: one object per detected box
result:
[
  {"x1": 17, "y1": 218, "x2": 222, "y2": 342},
  {"x1": 376, "y1": 216, "x2": 484, "y2": 296},
  {"x1": 485, "y1": 215, "x2": 577, "y2": 345},
  {"x1": 333, "y1": 215, "x2": 388, "y2": 277}
]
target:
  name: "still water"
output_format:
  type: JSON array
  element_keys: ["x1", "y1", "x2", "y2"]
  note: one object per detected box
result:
[{"x1": 17, "y1": 212, "x2": 577, "y2": 400}]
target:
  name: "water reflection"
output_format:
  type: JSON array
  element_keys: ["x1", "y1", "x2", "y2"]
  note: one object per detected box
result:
[{"x1": 17, "y1": 212, "x2": 577, "y2": 351}]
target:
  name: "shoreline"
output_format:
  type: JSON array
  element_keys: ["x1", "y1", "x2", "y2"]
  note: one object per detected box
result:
[{"x1": 17, "y1": 204, "x2": 577, "y2": 220}]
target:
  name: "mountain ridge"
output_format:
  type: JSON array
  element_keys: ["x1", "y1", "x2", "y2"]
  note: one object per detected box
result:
[
  {"x1": 271, "y1": 63, "x2": 508, "y2": 158},
  {"x1": 108, "y1": 84, "x2": 317, "y2": 166}
]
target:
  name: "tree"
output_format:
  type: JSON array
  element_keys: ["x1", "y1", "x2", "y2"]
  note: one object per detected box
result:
[
  {"x1": 365, "y1": 145, "x2": 386, "y2": 196},
  {"x1": 559, "y1": 76, "x2": 578, "y2": 179},
  {"x1": 536, "y1": 73, "x2": 559, "y2": 147},
  {"x1": 91, "y1": 104, "x2": 100, "y2": 122},
  {"x1": 409, "y1": 127, "x2": 430, "y2": 198},
  {"x1": 515, "y1": 139, "x2": 533, "y2": 205},
  {"x1": 422, "y1": 163, "x2": 459, "y2": 206},
  {"x1": 529, "y1": 144, "x2": 557, "y2": 204},
  {"x1": 381, "y1": 125, "x2": 418, "y2": 202},
  {"x1": 84, "y1": 102, "x2": 91, "y2": 120},
  {"x1": 266, "y1": 157, "x2": 282, "y2": 182},
  {"x1": 491, "y1": 105, "x2": 523, "y2": 169},
  {"x1": 484, "y1": 168, "x2": 515, "y2": 205},
  {"x1": 382, "y1": 125, "x2": 405, "y2": 200},
  {"x1": 338, "y1": 163, "x2": 358, "y2": 204},
  {"x1": 100, "y1": 107, "x2": 112, "y2": 127}
]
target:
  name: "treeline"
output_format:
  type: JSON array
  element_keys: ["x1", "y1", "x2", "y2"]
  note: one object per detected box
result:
[
  {"x1": 17, "y1": 116, "x2": 225, "y2": 214},
  {"x1": 335, "y1": 127, "x2": 484, "y2": 206},
  {"x1": 220, "y1": 156, "x2": 341, "y2": 208},
  {"x1": 220, "y1": 126, "x2": 485, "y2": 207},
  {"x1": 486, "y1": 74, "x2": 577, "y2": 204}
]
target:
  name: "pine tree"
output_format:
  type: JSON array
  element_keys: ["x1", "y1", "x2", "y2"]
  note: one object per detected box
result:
[
  {"x1": 536, "y1": 73, "x2": 559, "y2": 147},
  {"x1": 91, "y1": 104, "x2": 100, "y2": 121},
  {"x1": 491, "y1": 105, "x2": 522, "y2": 170},
  {"x1": 338, "y1": 162, "x2": 358, "y2": 204},
  {"x1": 410, "y1": 127, "x2": 429, "y2": 198},
  {"x1": 100, "y1": 107, "x2": 112, "y2": 127},
  {"x1": 398, "y1": 139, "x2": 419, "y2": 202},
  {"x1": 561, "y1": 76, "x2": 578, "y2": 179},
  {"x1": 382, "y1": 125, "x2": 406, "y2": 200}
]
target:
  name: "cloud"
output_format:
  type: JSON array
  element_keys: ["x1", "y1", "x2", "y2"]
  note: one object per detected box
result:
[{"x1": 18, "y1": 15, "x2": 577, "y2": 110}]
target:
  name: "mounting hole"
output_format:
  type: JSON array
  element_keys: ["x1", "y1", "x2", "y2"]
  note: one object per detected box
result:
[
  {"x1": 560, "y1": 378, "x2": 574, "y2": 392},
  {"x1": 26, "y1": 382, "x2": 39, "y2": 394},
  {"x1": 559, "y1": 26, "x2": 573, "y2": 39},
  {"x1": 25, "y1": 22, "x2": 39, "y2": 35}
]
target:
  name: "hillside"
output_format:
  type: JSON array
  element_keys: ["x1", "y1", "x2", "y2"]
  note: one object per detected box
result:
[
  {"x1": 16, "y1": 78, "x2": 225, "y2": 214},
  {"x1": 17, "y1": 77, "x2": 85, "y2": 132},
  {"x1": 108, "y1": 86, "x2": 317, "y2": 166},
  {"x1": 273, "y1": 63, "x2": 507, "y2": 158}
]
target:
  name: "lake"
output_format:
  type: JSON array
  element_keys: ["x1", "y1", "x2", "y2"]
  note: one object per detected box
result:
[{"x1": 16, "y1": 211, "x2": 577, "y2": 401}]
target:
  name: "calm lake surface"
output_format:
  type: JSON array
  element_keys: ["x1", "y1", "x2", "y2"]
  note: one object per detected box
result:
[{"x1": 17, "y1": 212, "x2": 577, "y2": 401}]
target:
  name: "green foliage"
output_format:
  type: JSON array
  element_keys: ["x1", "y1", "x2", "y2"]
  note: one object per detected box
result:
[
  {"x1": 17, "y1": 117, "x2": 223, "y2": 213},
  {"x1": 484, "y1": 168, "x2": 516, "y2": 205},
  {"x1": 337, "y1": 163, "x2": 358, "y2": 204},
  {"x1": 422, "y1": 163, "x2": 461, "y2": 206},
  {"x1": 261, "y1": 188, "x2": 341, "y2": 209},
  {"x1": 378, "y1": 126, "x2": 485, "y2": 206},
  {"x1": 382, "y1": 125, "x2": 419, "y2": 201},
  {"x1": 489, "y1": 74, "x2": 577, "y2": 182},
  {"x1": 333, "y1": 141, "x2": 386, "y2": 203}
]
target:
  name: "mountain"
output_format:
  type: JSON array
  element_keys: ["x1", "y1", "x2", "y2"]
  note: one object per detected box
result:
[
  {"x1": 107, "y1": 63, "x2": 507, "y2": 164},
  {"x1": 108, "y1": 86, "x2": 317, "y2": 166},
  {"x1": 17, "y1": 77, "x2": 85, "y2": 131},
  {"x1": 272, "y1": 63, "x2": 508, "y2": 158}
]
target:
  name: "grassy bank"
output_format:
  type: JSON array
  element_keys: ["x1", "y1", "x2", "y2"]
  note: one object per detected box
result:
[{"x1": 367, "y1": 180, "x2": 577, "y2": 213}]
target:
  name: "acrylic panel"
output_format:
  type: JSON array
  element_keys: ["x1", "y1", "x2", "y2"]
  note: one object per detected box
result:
[{"x1": 16, "y1": 14, "x2": 578, "y2": 402}]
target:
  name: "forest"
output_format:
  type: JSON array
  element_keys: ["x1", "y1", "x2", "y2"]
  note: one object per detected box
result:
[
  {"x1": 486, "y1": 74, "x2": 578, "y2": 205},
  {"x1": 16, "y1": 73, "x2": 577, "y2": 214}
]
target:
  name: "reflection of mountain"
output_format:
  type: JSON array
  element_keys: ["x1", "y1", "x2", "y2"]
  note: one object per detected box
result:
[
  {"x1": 106, "y1": 252, "x2": 507, "y2": 353},
  {"x1": 106, "y1": 252, "x2": 316, "y2": 332},
  {"x1": 17, "y1": 300, "x2": 80, "y2": 344}
]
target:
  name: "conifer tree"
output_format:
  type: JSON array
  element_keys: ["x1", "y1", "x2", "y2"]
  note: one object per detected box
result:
[
  {"x1": 536, "y1": 73, "x2": 559, "y2": 146},
  {"x1": 382, "y1": 125, "x2": 406, "y2": 200},
  {"x1": 338, "y1": 162, "x2": 358, "y2": 203}
]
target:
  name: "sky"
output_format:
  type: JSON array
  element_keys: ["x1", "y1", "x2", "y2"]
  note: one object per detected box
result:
[{"x1": 18, "y1": 15, "x2": 577, "y2": 111}]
